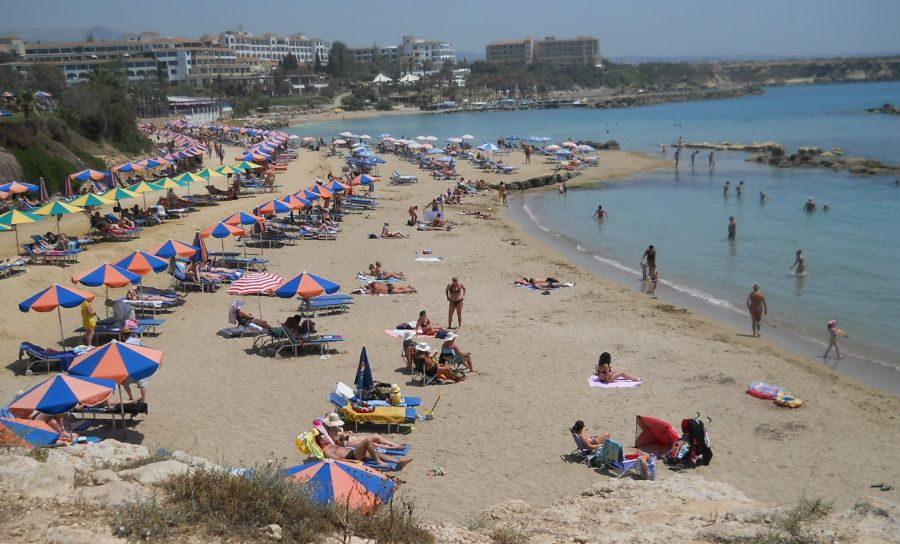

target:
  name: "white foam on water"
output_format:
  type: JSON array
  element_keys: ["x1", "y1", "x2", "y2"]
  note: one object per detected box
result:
[{"x1": 576, "y1": 244, "x2": 586, "y2": 252}]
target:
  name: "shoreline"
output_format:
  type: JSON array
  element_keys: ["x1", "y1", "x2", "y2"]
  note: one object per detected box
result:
[
  {"x1": 1, "y1": 137, "x2": 898, "y2": 523},
  {"x1": 507, "y1": 189, "x2": 900, "y2": 395}
]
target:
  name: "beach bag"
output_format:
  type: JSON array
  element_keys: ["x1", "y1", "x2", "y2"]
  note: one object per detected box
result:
[
  {"x1": 373, "y1": 383, "x2": 393, "y2": 400},
  {"x1": 638, "y1": 454, "x2": 657, "y2": 481},
  {"x1": 396, "y1": 322, "x2": 413, "y2": 330}
]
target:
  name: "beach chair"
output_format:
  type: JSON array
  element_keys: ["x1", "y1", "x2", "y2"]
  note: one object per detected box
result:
[
  {"x1": 18, "y1": 342, "x2": 77, "y2": 375},
  {"x1": 595, "y1": 438, "x2": 642, "y2": 478},
  {"x1": 0, "y1": 256, "x2": 27, "y2": 278},
  {"x1": 563, "y1": 430, "x2": 601, "y2": 465},
  {"x1": 327, "y1": 392, "x2": 418, "y2": 433},
  {"x1": 171, "y1": 264, "x2": 220, "y2": 293},
  {"x1": 21, "y1": 244, "x2": 82, "y2": 265},
  {"x1": 411, "y1": 357, "x2": 437, "y2": 386},
  {"x1": 439, "y1": 348, "x2": 469, "y2": 374}
]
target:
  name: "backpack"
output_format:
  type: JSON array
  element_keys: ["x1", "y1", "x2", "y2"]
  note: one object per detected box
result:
[{"x1": 665, "y1": 416, "x2": 713, "y2": 467}]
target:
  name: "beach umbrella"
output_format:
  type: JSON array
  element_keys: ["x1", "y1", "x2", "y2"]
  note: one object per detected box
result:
[
  {"x1": 545, "y1": 144, "x2": 561, "y2": 152},
  {"x1": 113, "y1": 162, "x2": 145, "y2": 173},
  {"x1": 202, "y1": 221, "x2": 247, "y2": 241},
  {"x1": 138, "y1": 158, "x2": 163, "y2": 168},
  {"x1": 151, "y1": 177, "x2": 184, "y2": 190},
  {"x1": 0, "y1": 209, "x2": 41, "y2": 253},
  {"x1": 125, "y1": 181, "x2": 160, "y2": 207},
  {"x1": 275, "y1": 272, "x2": 340, "y2": 300},
  {"x1": 446, "y1": 137, "x2": 463, "y2": 143},
  {"x1": 309, "y1": 184, "x2": 333, "y2": 198},
  {"x1": 332, "y1": 139, "x2": 347, "y2": 146},
  {"x1": 71, "y1": 263, "x2": 142, "y2": 317},
  {"x1": 284, "y1": 460, "x2": 396, "y2": 512},
  {"x1": 69, "y1": 169, "x2": 109, "y2": 182},
  {"x1": 34, "y1": 90, "x2": 52, "y2": 98},
  {"x1": 0, "y1": 223, "x2": 10, "y2": 231},
  {"x1": 258, "y1": 199, "x2": 292, "y2": 215},
  {"x1": 18, "y1": 284, "x2": 97, "y2": 346},
  {"x1": 301, "y1": 136, "x2": 316, "y2": 142},
  {"x1": 68, "y1": 339, "x2": 163, "y2": 384},
  {"x1": 69, "y1": 193, "x2": 114, "y2": 207},
  {"x1": 241, "y1": 152, "x2": 268, "y2": 162},
  {"x1": 0, "y1": 190, "x2": 7, "y2": 199},
  {"x1": 191, "y1": 231, "x2": 209, "y2": 263},
  {"x1": 415, "y1": 136, "x2": 426, "y2": 141},
  {"x1": 194, "y1": 168, "x2": 223, "y2": 179},
  {"x1": 235, "y1": 161, "x2": 263, "y2": 171},
  {"x1": 419, "y1": 143, "x2": 433, "y2": 150},
  {"x1": 223, "y1": 211, "x2": 265, "y2": 227},
  {"x1": 0, "y1": 181, "x2": 39, "y2": 194},
  {"x1": 328, "y1": 181, "x2": 349, "y2": 193},
  {"x1": 461, "y1": 134, "x2": 475, "y2": 140},
  {"x1": 338, "y1": 131, "x2": 353, "y2": 138},
  {"x1": 216, "y1": 165, "x2": 244, "y2": 175},
  {"x1": 38, "y1": 179, "x2": 50, "y2": 201},
  {"x1": 478, "y1": 143, "x2": 499, "y2": 152},
  {"x1": 634, "y1": 415, "x2": 681, "y2": 456},
  {"x1": 102, "y1": 187, "x2": 138, "y2": 202},
  {"x1": 359, "y1": 134, "x2": 371, "y2": 140},
  {"x1": 561, "y1": 141, "x2": 578, "y2": 148},
  {"x1": 114, "y1": 251, "x2": 169, "y2": 276},
  {"x1": 227, "y1": 271, "x2": 284, "y2": 315},
  {"x1": 63, "y1": 176, "x2": 75, "y2": 199},
  {"x1": 427, "y1": 147, "x2": 444, "y2": 155},
  {"x1": 8, "y1": 374, "x2": 116, "y2": 418},
  {"x1": 349, "y1": 174, "x2": 378, "y2": 186},
  {"x1": 300, "y1": 189, "x2": 320, "y2": 201},
  {"x1": 577, "y1": 144, "x2": 595, "y2": 152},
  {"x1": 354, "y1": 347, "x2": 374, "y2": 398},
  {"x1": 174, "y1": 172, "x2": 205, "y2": 195},
  {"x1": 278, "y1": 195, "x2": 309, "y2": 211},
  {"x1": 34, "y1": 200, "x2": 84, "y2": 234},
  {"x1": 149, "y1": 239, "x2": 197, "y2": 259},
  {"x1": 0, "y1": 417, "x2": 59, "y2": 447}
]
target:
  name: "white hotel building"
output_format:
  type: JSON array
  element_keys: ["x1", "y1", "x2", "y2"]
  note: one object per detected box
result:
[{"x1": 219, "y1": 31, "x2": 330, "y2": 65}]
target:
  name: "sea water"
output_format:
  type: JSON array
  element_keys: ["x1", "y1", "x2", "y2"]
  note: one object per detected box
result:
[{"x1": 291, "y1": 82, "x2": 900, "y2": 390}]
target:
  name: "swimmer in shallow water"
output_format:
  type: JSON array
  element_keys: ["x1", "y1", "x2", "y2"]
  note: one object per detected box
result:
[{"x1": 790, "y1": 249, "x2": 806, "y2": 275}]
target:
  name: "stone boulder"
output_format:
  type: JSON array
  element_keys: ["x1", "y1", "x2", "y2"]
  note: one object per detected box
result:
[
  {"x1": 78, "y1": 480, "x2": 149, "y2": 506},
  {"x1": 0, "y1": 455, "x2": 74, "y2": 500},
  {"x1": 118, "y1": 459, "x2": 191, "y2": 486}
]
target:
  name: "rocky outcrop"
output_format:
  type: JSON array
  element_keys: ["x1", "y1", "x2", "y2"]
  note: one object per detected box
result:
[
  {"x1": 582, "y1": 140, "x2": 620, "y2": 150},
  {"x1": 748, "y1": 146, "x2": 900, "y2": 176},
  {"x1": 865, "y1": 103, "x2": 900, "y2": 115},
  {"x1": 681, "y1": 141, "x2": 785, "y2": 154},
  {"x1": 591, "y1": 86, "x2": 760, "y2": 109},
  {"x1": 495, "y1": 170, "x2": 583, "y2": 192}
]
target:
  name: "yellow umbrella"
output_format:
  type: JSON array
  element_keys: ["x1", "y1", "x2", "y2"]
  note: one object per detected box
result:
[
  {"x1": 152, "y1": 177, "x2": 185, "y2": 190},
  {"x1": 194, "y1": 168, "x2": 223, "y2": 179},
  {"x1": 216, "y1": 165, "x2": 244, "y2": 175},
  {"x1": 34, "y1": 200, "x2": 84, "y2": 235},
  {"x1": 126, "y1": 181, "x2": 161, "y2": 208},
  {"x1": 102, "y1": 187, "x2": 139, "y2": 201},
  {"x1": 69, "y1": 193, "x2": 114, "y2": 207},
  {"x1": 173, "y1": 172, "x2": 204, "y2": 195},
  {"x1": 236, "y1": 161, "x2": 263, "y2": 170},
  {"x1": 0, "y1": 210, "x2": 42, "y2": 254}
]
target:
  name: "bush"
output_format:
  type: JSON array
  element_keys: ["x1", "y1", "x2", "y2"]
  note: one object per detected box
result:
[
  {"x1": 115, "y1": 465, "x2": 433, "y2": 543},
  {"x1": 374, "y1": 99, "x2": 394, "y2": 111}
]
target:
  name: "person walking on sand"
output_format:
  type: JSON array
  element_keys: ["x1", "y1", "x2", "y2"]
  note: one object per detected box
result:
[
  {"x1": 708, "y1": 151, "x2": 716, "y2": 170},
  {"x1": 524, "y1": 144, "x2": 532, "y2": 164},
  {"x1": 446, "y1": 277, "x2": 466, "y2": 328},
  {"x1": 790, "y1": 249, "x2": 806, "y2": 275},
  {"x1": 80, "y1": 299, "x2": 97, "y2": 346},
  {"x1": 746, "y1": 282, "x2": 767, "y2": 337},
  {"x1": 823, "y1": 319, "x2": 847, "y2": 359},
  {"x1": 728, "y1": 216, "x2": 737, "y2": 240},
  {"x1": 498, "y1": 182, "x2": 508, "y2": 207}
]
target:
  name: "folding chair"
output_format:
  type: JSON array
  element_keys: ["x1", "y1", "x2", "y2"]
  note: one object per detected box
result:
[
  {"x1": 564, "y1": 430, "x2": 601, "y2": 465},
  {"x1": 596, "y1": 438, "x2": 642, "y2": 478}
]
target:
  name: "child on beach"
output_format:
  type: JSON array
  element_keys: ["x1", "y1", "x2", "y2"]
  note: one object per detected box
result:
[{"x1": 823, "y1": 320, "x2": 847, "y2": 359}]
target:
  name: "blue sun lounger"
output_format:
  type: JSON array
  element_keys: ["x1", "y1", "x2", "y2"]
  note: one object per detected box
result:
[
  {"x1": 328, "y1": 393, "x2": 418, "y2": 433},
  {"x1": 18, "y1": 342, "x2": 77, "y2": 375}
]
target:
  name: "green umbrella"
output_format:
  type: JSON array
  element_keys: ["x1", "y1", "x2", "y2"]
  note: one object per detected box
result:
[
  {"x1": 34, "y1": 200, "x2": 84, "y2": 235},
  {"x1": 0, "y1": 210, "x2": 42, "y2": 255},
  {"x1": 126, "y1": 181, "x2": 161, "y2": 208},
  {"x1": 69, "y1": 193, "x2": 114, "y2": 207}
]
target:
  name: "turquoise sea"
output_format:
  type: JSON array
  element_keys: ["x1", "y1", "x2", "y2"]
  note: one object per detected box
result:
[{"x1": 291, "y1": 82, "x2": 900, "y2": 391}]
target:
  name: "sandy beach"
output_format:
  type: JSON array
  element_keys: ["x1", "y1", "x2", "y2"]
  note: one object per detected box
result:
[{"x1": 1, "y1": 138, "x2": 898, "y2": 523}]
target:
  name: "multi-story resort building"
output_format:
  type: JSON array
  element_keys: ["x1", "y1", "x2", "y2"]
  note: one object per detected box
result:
[{"x1": 486, "y1": 35, "x2": 601, "y2": 67}]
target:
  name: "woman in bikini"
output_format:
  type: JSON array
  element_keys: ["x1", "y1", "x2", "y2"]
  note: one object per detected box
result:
[
  {"x1": 416, "y1": 310, "x2": 436, "y2": 335},
  {"x1": 745, "y1": 282, "x2": 767, "y2": 337},
  {"x1": 595, "y1": 352, "x2": 640, "y2": 383},
  {"x1": 571, "y1": 420, "x2": 609, "y2": 451},
  {"x1": 446, "y1": 277, "x2": 466, "y2": 328}
]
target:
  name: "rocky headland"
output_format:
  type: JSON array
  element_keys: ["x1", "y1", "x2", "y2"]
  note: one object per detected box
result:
[{"x1": 865, "y1": 103, "x2": 900, "y2": 115}]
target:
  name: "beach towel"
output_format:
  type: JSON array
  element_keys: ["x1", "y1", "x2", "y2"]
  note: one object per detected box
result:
[
  {"x1": 588, "y1": 376, "x2": 642, "y2": 388},
  {"x1": 415, "y1": 257, "x2": 443, "y2": 262},
  {"x1": 385, "y1": 322, "x2": 436, "y2": 338},
  {"x1": 217, "y1": 325, "x2": 259, "y2": 338},
  {"x1": 356, "y1": 273, "x2": 400, "y2": 284},
  {"x1": 514, "y1": 282, "x2": 574, "y2": 291}
]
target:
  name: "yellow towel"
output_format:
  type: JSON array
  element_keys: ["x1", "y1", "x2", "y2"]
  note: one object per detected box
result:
[{"x1": 341, "y1": 405, "x2": 407, "y2": 424}]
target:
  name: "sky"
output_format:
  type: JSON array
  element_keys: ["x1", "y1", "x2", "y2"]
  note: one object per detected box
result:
[{"x1": 4, "y1": 0, "x2": 900, "y2": 59}]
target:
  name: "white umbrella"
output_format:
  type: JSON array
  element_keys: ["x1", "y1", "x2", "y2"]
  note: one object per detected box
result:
[
  {"x1": 478, "y1": 143, "x2": 499, "y2": 152},
  {"x1": 338, "y1": 131, "x2": 353, "y2": 138},
  {"x1": 359, "y1": 134, "x2": 371, "y2": 140},
  {"x1": 461, "y1": 134, "x2": 475, "y2": 140},
  {"x1": 545, "y1": 144, "x2": 561, "y2": 152},
  {"x1": 333, "y1": 139, "x2": 347, "y2": 145},
  {"x1": 424, "y1": 136, "x2": 438, "y2": 142},
  {"x1": 446, "y1": 137, "x2": 463, "y2": 143},
  {"x1": 406, "y1": 142, "x2": 421, "y2": 149},
  {"x1": 561, "y1": 141, "x2": 578, "y2": 148}
]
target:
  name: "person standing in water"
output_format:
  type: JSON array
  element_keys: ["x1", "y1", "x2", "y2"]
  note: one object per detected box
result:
[
  {"x1": 723, "y1": 180, "x2": 730, "y2": 196},
  {"x1": 804, "y1": 197, "x2": 817, "y2": 212},
  {"x1": 790, "y1": 249, "x2": 806, "y2": 275},
  {"x1": 736, "y1": 180, "x2": 744, "y2": 196},
  {"x1": 691, "y1": 149, "x2": 699, "y2": 168},
  {"x1": 728, "y1": 216, "x2": 737, "y2": 240},
  {"x1": 745, "y1": 282, "x2": 767, "y2": 337},
  {"x1": 593, "y1": 205, "x2": 608, "y2": 220},
  {"x1": 708, "y1": 151, "x2": 716, "y2": 170},
  {"x1": 823, "y1": 319, "x2": 846, "y2": 359},
  {"x1": 759, "y1": 191, "x2": 769, "y2": 202},
  {"x1": 641, "y1": 245, "x2": 656, "y2": 280},
  {"x1": 674, "y1": 148, "x2": 680, "y2": 169}
]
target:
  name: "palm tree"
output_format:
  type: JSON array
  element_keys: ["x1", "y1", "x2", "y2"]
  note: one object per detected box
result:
[{"x1": 15, "y1": 91, "x2": 34, "y2": 117}]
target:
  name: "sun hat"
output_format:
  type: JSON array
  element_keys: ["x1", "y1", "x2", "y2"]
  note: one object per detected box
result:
[
  {"x1": 415, "y1": 342, "x2": 431, "y2": 352},
  {"x1": 324, "y1": 412, "x2": 344, "y2": 427},
  {"x1": 390, "y1": 384, "x2": 401, "y2": 394},
  {"x1": 444, "y1": 332, "x2": 457, "y2": 341},
  {"x1": 401, "y1": 330, "x2": 416, "y2": 341}
]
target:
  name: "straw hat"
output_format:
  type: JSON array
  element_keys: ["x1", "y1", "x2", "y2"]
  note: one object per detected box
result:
[
  {"x1": 415, "y1": 342, "x2": 431, "y2": 352},
  {"x1": 324, "y1": 412, "x2": 345, "y2": 427},
  {"x1": 390, "y1": 384, "x2": 401, "y2": 394}
]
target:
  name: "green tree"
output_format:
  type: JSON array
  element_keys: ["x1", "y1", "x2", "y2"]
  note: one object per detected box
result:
[
  {"x1": 314, "y1": 51, "x2": 322, "y2": 73},
  {"x1": 26, "y1": 64, "x2": 67, "y2": 96},
  {"x1": 15, "y1": 91, "x2": 35, "y2": 117},
  {"x1": 280, "y1": 53, "x2": 299, "y2": 72}
]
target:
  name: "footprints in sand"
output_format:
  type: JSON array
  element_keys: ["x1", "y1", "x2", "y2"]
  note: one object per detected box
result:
[{"x1": 753, "y1": 422, "x2": 809, "y2": 442}]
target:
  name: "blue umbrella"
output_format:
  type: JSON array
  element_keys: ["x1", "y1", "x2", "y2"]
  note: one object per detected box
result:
[
  {"x1": 478, "y1": 143, "x2": 499, "y2": 152},
  {"x1": 0, "y1": 181, "x2": 39, "y2": 193},
  {"x1": 371, "y1": 157, "x2": 386, "y2": 164},
  {"x1": 274, "y1": 272, "x2": 340, "y2": 299},
  {"x1": 284, "y1": 460, "x2": 396, "y2": 511},
  {"x1": 354, "y1": 347, "x2": 374, "y2": 398},
  {"x1": 0, "y1": 417, "x2": 60, "y2": 447}
]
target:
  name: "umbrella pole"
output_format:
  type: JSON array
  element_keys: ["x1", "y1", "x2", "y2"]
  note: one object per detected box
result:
[
  {"x1": 57, "y1": 306, "x2": 66, "y2": 347},
  {"x1": 15, "y1": 226, "x2": 21, "y2": 256},
  {"x1": 119, "y1": 387, "x2": 125, "y2": 434},
  {"x1": 105, "y1": 286, "x2": 110, "y2": 318},
  {"x1": 56, "y1": 215, "x2": 61, "y2": 235}
]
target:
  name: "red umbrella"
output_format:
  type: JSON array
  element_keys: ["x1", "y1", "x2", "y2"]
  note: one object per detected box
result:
[{"x1": 634, "y1": 415, "x2": 681, "y2": 457}]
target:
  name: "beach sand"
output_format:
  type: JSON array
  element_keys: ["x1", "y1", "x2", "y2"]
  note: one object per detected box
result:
[{"x1": 1, "y1": 141, "x2": 898, "y2": 523}]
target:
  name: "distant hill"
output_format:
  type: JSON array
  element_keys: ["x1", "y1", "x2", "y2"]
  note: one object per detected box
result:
[{"x1": 2, "y1": 25, "x2": 130, "y2": 43}]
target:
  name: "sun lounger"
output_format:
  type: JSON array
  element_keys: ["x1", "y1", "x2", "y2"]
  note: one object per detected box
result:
[
  {"x1": 171, "y1": 265, "x2": 220, "y2": 292},
  {"x1": 71, "y1": 401, "x2": 148, "y2": 422},
  {"x1": 272, "y1": 327, "x2": 343, "y2": 358},
  {"x1": 328, "y1": 395, "x2": 417, "y2": 433},
  {"x1": 215, "y1": 255, "x2": 269, "y2": 271},
  {"x1": 21, "y1": 244, "x2": 82, "y2": 265},
  {"x1": 75, "y1": 323, "x2": 147, "y2": 341},
  {"x1": 0, "y1": 256, "x2": 27, "y2": 278},
  {"x1": 596, "y1": 438, "x2": 643, "y2": 478},
  {"x1": 18, "y1": 342, "x2": 77, "y2": 375},
  {"x1": 299, "y1": 298, "x2": 352, "y2": 318},
  {"x1": 390, "y1": 171, "x2": 418, "y2": 184},
  {"x1": 97, "y1": 318, "x2": 165, "y2": 335}
]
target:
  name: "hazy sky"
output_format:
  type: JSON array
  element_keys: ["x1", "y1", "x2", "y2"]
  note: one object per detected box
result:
[{"x1": 5, "y1": 0, "x2": 900, "y2": 58}]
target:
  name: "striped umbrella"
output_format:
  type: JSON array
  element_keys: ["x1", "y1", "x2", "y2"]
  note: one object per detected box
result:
[
  {"x1": 279, "y1": 195, "x2": 309, "y2": 211},
  {"x1": 69, "y1": 193, "x2": 114, "y2": 207},
  {"x1": 125, "y1": 181, "x2": 160, "y2": 207},
  {"x1": 0, "y1": 209, "x2": 42, "y2": 254},
  {"x1": 113, "y1": 162, "x2": 145, "y2": 173},
  {"x1": 114, "y1": 251, "x2": 169, "y2": 276},
  {"x1": 38, "y1": 178, "x2": 50, "y2": 201},
  {"x1": 349, "y1": 174, "x2": 378, "y2": 186},
  {"x1": 194, "y1": 168, "x2": 223, "y2": 179},
  {"x1": 201, "y1": 222, "x2": 247, "y2": 254},
  {"x1": 68, "y1": 339, "x2": 163, "y2": 384},
  {"x1": 274, "y1": 272, "x2": 340, "y2": 300},
  {"x1": 227, "y1": 272, "x2": 285, "y2": 315},
  {"x1": 8, "y1": 374, "x2": 116, "y2": 417},
  {"x1": 191, "y1": 232, "x2": 209, "y2": 263},
  {"x1": 174, "y1": 172, "x2": 205, "y2": 195},
  {"x1": 235, "y1": 161, "x2": 263, "y2": 171},
  {"x1": 299, "y1": 189, "x2": 320, "y2": 201},
  {"x1": 138, "y1": 158, "x2": 164, "y2": 168},
  {"x1": 149, "y1": 239, "x2": 197, "y2": 259},
  {"x1": 309, "y1": 184, "x2": 333, "y2": 198},
  {"x1": 284, "y1": 460, "x2": 396, "y2": 513},
  {"x1": 102, "y1": 188, "x2": 139, "y2": 211},
  {"x1": 0, "y1": 417, "x2": 59, "y2": 447},
  {"x1": 150, "y1": 177, "x2": 184, "y2": 190},
  {"x1": 71, "y1": 263, "x2": 142, "y2": 316},
  {"x1": 328, "y1": 181, "x2": 349, "y2": 193},
  {"x1": 69, "y1": 169, "x2": 109, "y2": 182},
  {"x1": 64, "y1": 176, "x2": 75, "y2": 198},
  {"x1": 34, "y1": 200, "x2": 84, "y2": 234},
  {"x1": 18, "y1": 284, "x2": 96, "y2": 346}
]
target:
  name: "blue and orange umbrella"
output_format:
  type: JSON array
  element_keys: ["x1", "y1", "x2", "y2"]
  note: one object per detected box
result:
[
  {"x1": 350, "y1": 174, "x2": 378, "y2": 186},
  {"x1": 19, "y1": 284, "x2": 97, "y2": 345},
  {"x1": 149, "y1": 239, "x2": 197, "y2": 259},
  {"x1": 191, "y1": 232, "x2": 209, "y2": 263},
  {"x1": 223, "y1": 212, "x2": 265, "y2": 227},
  {"x1": 68, "y1": 339, "x2": 163, "y2": 384},
  {"x1": 71, "y1": 263, "x2": 142, "y2": 317},
  {"x1": 328, "y1": 181, "x2": 349, "y2": 193},
  {"x1": 274, "y1": 272, "x2": 340, "y2": 299},
  {"x1": 299, "y1": 189, "x2": 320, "y2": 202},
  {"x1": 0, "y1": 180, "x2": 39, "y2": 194},
  {"x1": 8, "y1": 374, "x2": 116, "y2": 417},
  {"x1": 258, "y1": 199, "x2": 292, "y2": 215},
  {"x1": 309, "y1": 184, "x2": 333, "y2": 198},
  {"x1": 115, "y1": 250, "x2": 169, "y2": 276},
  {"x1": 202, "y1": 221, "x2": 248, "y2": 255},
  {"x1": 278, "y1": 195, "x2": 308, "y2": 211},
  {"x1": 284, "y1": 459, "x2": 396, "y2": 512},
  {"x1": 69, "y1": 169, "x2": 109, "y2": 182},
  {"x1": 0, "y1": 417, "x2": 59, "y2": 447}
]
